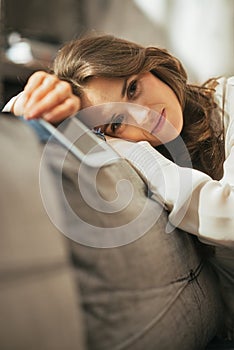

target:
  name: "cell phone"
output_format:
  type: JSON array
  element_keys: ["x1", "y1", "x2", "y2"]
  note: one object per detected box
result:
[{"x1": 38, "y1": 116, "x2": 120, "y2": 168}]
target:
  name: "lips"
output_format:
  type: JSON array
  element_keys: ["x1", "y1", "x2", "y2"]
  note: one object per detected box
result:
[{"x1": 151, "y1": 108, "x2": 166, "y2": 135}]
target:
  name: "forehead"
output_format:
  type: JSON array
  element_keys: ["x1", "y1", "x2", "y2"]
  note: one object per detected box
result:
[{"x1": 81, "y1": 76, "x2": 124, "y2": 108}]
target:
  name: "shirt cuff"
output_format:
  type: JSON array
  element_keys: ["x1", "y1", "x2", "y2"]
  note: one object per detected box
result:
[{"x1": 2, "y1": 92, "x2": 24, "y2": 113}]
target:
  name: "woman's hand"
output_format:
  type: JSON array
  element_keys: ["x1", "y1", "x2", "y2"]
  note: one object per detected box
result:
[{"x1": 13, "y1": 71, "x2": 81, "y2": 123}]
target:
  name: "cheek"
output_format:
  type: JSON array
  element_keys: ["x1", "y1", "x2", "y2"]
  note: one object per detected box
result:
[
  {"x1": 178, "y1": 114, "x2": 183, "y2": 132},
  {"x1": 118, "y1": 126, "x2": 144, "y2": 141},
  {"x1": 171, "y1": 110, "x2": 183, "y2": 134}
]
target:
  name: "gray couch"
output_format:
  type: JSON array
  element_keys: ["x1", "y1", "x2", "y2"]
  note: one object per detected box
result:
[{"x1": 0, "y1": 114, "x2": 227, "y2": 349}]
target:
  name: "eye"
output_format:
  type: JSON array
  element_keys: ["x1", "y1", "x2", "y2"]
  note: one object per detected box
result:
[
  {"x1": 127, "y1": 79, "x2": 138, "y2": 99},
  {"x1": 110, "y1": 114, "x2": 125, "y2": 133}
]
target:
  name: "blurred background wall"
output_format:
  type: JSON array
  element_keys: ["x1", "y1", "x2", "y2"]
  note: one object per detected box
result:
[{"x1": 1, "y1": 0, "x2": 234, "y2": 107}]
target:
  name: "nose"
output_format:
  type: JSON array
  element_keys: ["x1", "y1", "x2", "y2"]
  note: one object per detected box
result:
[{"x1": 120, "y1": 104, "x2": 148, "y2": 126}]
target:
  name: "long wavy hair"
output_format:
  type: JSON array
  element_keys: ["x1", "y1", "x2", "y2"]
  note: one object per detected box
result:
[{"x1": 53, "y1": 33, "x2": 224, "y2": 180}]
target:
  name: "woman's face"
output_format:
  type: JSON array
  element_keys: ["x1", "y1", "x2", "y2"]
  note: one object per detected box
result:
[{"x1": 80, "y1": 72, "x2": 183, "y2": 146}]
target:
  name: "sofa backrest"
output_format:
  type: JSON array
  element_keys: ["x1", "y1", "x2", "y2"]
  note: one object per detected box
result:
[{"x1": 0, "y1": 114, "x2": 86, "y2": 350}]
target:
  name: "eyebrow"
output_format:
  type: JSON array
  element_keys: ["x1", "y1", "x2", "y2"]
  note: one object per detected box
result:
[{"x1": 121, "y1": 78, "x2": 128, "y2": 97}]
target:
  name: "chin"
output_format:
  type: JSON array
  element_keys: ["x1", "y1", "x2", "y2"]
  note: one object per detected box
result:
[{"x1": 161, "y1": 118, "x2": 183, "y2": 144}]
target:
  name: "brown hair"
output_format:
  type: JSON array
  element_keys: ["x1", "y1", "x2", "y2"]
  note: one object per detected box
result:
[{"x1": 53, "y1": 33, "x2": 224, "y2": 179}]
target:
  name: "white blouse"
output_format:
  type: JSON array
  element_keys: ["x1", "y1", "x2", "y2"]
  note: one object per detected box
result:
[{"x1": 3, "y1": 78, "x2": 234, "y2": 246}]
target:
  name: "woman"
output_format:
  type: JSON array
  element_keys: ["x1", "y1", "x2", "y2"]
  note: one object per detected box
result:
[{"x1": 4, "y1": 33, "x2": 234, "y2": 341}]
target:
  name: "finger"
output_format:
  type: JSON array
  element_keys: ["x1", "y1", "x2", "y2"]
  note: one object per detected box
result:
[
  {"x1": 41, "y1": 97, "x2": 81, "y2": 123},
  {"x1": 24, "y1": 75, "x2": 59, "y2": 113},
  {"x1": 25, "y1": 81, "x2": 73, "y2": 119},
  {"x1": 24, "y1": 71, "x2": 49, "y2": 95},
  {"x1": 23, "y1": 71, "x2": 54, "y2": 108}
]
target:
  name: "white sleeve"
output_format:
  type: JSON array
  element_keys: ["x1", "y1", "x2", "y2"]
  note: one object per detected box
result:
[
  {"x1": 107, "y1": 138, "x2": 210, "y2": 235},
  {"x1": 198, "y1": 146, "x2": 234, "y2": 245},
  {"x1": 108, "y1": 138, "x2": 234, "y2": 247},
  {"x1": 2, "y1": 92, "x2": 23, "y2": 113},
  {"x1": 196, "y1": 77, "x2": 234, "y2": 245}
]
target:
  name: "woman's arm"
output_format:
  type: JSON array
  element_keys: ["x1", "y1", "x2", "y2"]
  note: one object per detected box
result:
[
  {"x1": 198, "y1": 79, "x2": 234, "y2": 244},
  {"x1": 2, "y1": 71, "x2": 80, "y2": 123},
  {"x1": 198, "y1": 147, "x2": 234, "y2": 244},
  {"x1": 108, "y1": 138, "x2": 234, "y2": 247}
]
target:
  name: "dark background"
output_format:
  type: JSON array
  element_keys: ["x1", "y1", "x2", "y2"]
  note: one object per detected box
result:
[{"x1": 0, "y1": 0, "x2": 234, "y2": 109}]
